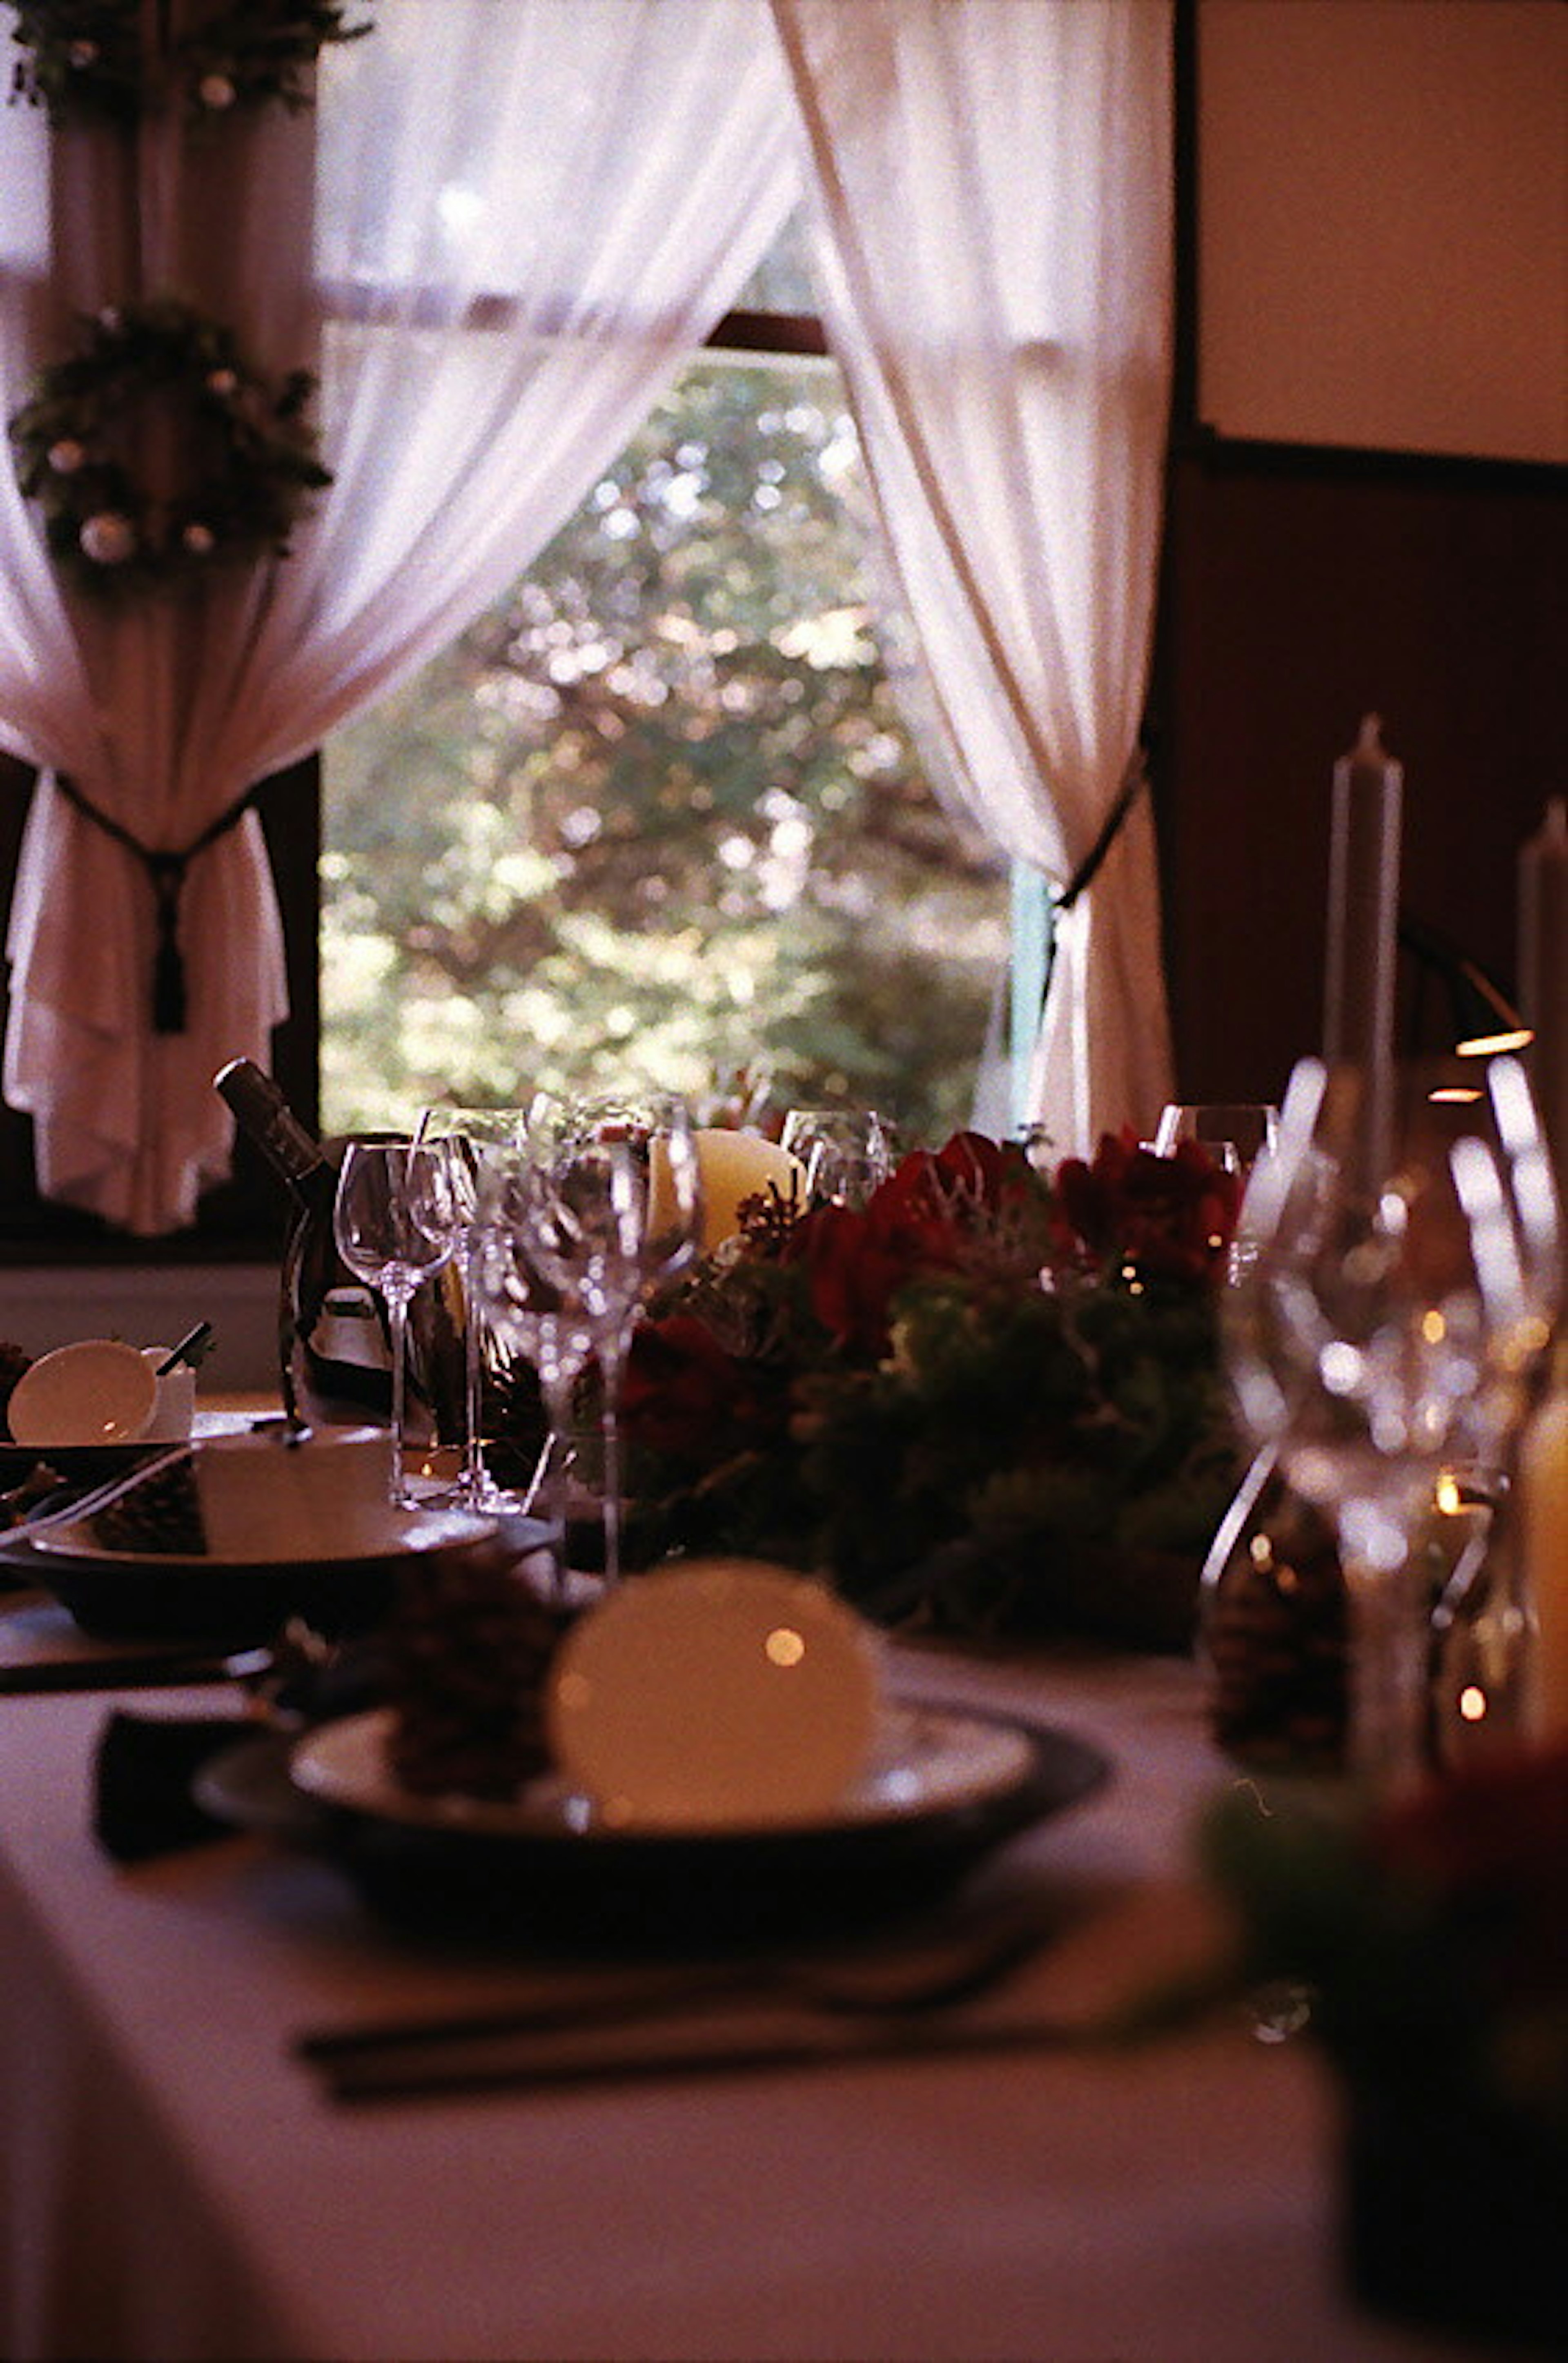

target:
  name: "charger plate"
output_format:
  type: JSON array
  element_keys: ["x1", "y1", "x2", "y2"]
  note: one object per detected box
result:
[{"x1": 202, "y1": 1699, "x2": 1111, "y2": 1949}]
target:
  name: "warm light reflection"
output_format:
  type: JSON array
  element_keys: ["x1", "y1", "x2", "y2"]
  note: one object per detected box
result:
[
  {"x1": 1435, "y1": 1469, "x2": 1463, "y2": 1515},
  {"x1": 1429, "y1": 1086, "x2": 1483, "y2": 1105},
  {"x1": 1457, "y1": 1027, "x2": 1533, "y2": 1058},
  {"x1": 1421, "y1": 1309, "x2": 1448, "y2": 1345},
  {"x1": 765, "y1": 1626, "x2": 806, "y2": 1667},
  {"x1": 1459, "y1": 1685, "x2": 1488, "y2": 1723}
]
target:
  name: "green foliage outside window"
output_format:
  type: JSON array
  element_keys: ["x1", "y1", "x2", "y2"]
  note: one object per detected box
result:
[{"x1": 321, "y1": 359, "x2": 1007, "y2": 1143}]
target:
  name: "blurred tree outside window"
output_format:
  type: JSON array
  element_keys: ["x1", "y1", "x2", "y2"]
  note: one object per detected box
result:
[{"x1": 320, "y1": 220, "x2": 1008, "y2": 1146}]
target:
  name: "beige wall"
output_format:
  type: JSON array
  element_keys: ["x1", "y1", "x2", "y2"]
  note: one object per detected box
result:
[{"x1": 1198, "y1": 0, "x2": 1567, "y2": 463}]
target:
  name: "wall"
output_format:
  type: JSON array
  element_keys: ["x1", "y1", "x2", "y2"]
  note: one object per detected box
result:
[
  {"x1": 1198, "y1": 0, "x2": 1566, "y2": 466},
  {"x1": 1156, "y1": 0, "x2": 1568, "y2": 1110}
]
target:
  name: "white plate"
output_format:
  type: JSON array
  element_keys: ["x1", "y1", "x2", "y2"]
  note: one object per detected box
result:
[
  {"x1": 31, "y1": 1506, "x2": 496, "y2": 1572},
  {"x1": 291, "y1": 1700, "x2": 1044, "y2": 1841}
]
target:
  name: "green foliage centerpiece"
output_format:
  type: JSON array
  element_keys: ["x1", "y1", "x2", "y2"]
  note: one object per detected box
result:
[{"x1": 621, "y1": 1128, "x2": 1243, "y2": 1651}]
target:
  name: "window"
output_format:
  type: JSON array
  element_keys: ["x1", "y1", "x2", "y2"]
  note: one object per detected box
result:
[{"x1": 321, "y1": 335, "x2": 1009, "y2": 1145}]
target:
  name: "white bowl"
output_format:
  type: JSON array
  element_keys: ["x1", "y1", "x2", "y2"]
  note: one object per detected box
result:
[
  {"x1": 6, "y1": 1339, "x2": 158, "y2": 1448},
  {"x1": 546, "y1": 1559, "x2": 882, "y2": 1830}
]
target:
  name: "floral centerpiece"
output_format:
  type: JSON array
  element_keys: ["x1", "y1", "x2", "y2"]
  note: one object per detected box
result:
[{"x1": 619, "y1": 1128, "x2": 1243, "y2": 1651}]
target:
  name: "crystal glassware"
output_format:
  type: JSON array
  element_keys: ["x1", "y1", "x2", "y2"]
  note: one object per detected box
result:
[
  {"x1": 780, "y1": 1107, "x2": 894, "y2": 1208},
  {"x1": 516, "y1": 1093, "x2": 703, "y2": 1583},
  {"x1": 1225, "y1": 1054, "x2": 1559, "y2": 1788},
  {"x1": 332, "y1": 1139, "x2": 459, "y2": 1506},
  {"x1": 469, "y1": 1157, "x2": 597, "y2": 1593},
  {"x1": 413, "y1": 1105, "x2": 532, "y2": 1510}
]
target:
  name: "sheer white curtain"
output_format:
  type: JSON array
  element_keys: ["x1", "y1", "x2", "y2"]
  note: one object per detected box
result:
[
  {"x1": 772, "y1": 0, "x2": 1174, "y2": 1155},
  {"x1": 0, "y1": 0, "x2": 797, "y2": 1232}
]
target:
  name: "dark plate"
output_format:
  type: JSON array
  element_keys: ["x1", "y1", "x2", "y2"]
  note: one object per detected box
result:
[
  {"x1": 0, "y1": 1412, "x2": 262, "y2": 1497},
  {"x1": 201, "y1": 1699, "x2": 1110, "y2": 1949},
  {"x1": 0, "y1": 1438, "x2": 169, "y2": 1490},
  {"x1": 0, "y1": 1510, "x2": 493, "y2": 1646}
]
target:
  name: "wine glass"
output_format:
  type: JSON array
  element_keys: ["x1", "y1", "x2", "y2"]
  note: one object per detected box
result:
[
  {"x1": 517, "y1": 1092, "x2": 703, "y2": 1583},
  {"x1": 1153, "y1": 1103, "x2": 1281, "y2": 1280},
  {"x1": 780, "y1": 1107, "x2": 894, "y2": 1208},
  {"x1": 470, "y1": 1155, "x2": 597, "y2": 1595},
  {"x1": 1226, "y1": 1054, "x2": 1559, "y2": 1788},
  {"x1": 413, "y1": 1105, "x2": 531, "y2": 1510},
  {"x1": 1152, "y1": 1102, "x2": 1280, "y2": 1176},
  {"x1": 333, "y1": 1140, "x2": 459, "y2": 1506}
]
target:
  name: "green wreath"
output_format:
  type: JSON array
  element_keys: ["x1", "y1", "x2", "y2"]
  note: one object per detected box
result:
[
  {"x1": 9, "y1": 294, "x2": 332, "y2": 598},
  {"x1": 9, "y1": 2, "x2": 372, "y2": 129}
]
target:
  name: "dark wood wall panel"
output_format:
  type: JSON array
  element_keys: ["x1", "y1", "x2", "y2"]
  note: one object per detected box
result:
[{"x1": 1154, "y1": 439, "x2": 1568, "y2": 1107}]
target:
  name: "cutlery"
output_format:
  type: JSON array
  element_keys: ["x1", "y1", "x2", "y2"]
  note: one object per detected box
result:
[
  {"x1": 0, "y1": 1644, "x2": 273, "y2": 1695},
  {"x1": 156, "y1": 1323, "x2": 214, "y2": 1375},
  {"x1": 296, "y1": 1905, "x2": 1060, "y2": 2090},
  {"x1": 307, "y1": 2010, "x2": 1093, "y2": 2105},
  {"x1": 1, "y1": 1444, "x2": 194, "y2": 1546}
]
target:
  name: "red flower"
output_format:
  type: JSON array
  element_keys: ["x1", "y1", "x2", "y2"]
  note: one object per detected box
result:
[
  {"x1": 1050, "y1": 1129, "x2": 1237, "y2": 1287},
  {"x1": 624, "y1": 1312, "x2": 785, "y2": 1465}
]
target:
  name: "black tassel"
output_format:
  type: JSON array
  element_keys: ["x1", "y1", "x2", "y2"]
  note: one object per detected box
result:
[{"x1": 149, "y1": 855, "x2": 188, "y2": 1034}]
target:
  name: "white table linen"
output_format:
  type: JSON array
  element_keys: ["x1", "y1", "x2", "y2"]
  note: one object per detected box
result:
[{"x1": 0, "y1": 1646, "x2": 1482, "y2": 2362}]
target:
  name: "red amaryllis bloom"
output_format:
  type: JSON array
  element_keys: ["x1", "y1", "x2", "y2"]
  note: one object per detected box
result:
[
  {"x1": 623, "y1": 1312, "x2": 786, "y2": 1465},
  {"x1": 1050, "y1": 1129, "x2": 1237, "y2": 1286}
]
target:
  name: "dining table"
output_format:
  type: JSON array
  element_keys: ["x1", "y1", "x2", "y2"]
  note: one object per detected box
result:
[{"x1": 0, "y1": 1505, "x2": 1509, "y2": 2363}]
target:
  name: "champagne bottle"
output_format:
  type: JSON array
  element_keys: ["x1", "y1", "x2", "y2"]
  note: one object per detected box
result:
[{"x1": 214, "y1": 1058, "x2": 463, "y2": 1438}]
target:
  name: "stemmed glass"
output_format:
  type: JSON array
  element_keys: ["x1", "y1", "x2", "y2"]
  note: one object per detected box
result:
[
  {"x1": 781, "y1": 1107, "x2": 894, "y2": 1209},
  {"x1": 1226, "y1": 1054, "x2": 1559, "y2": 1788},
  {"x1": 333, "y1": 1140, "x2": 459, "y2": 1506},
  {"x1": 413, "y1": 1105, "x2": 530, "y2": 1510},
  {"x1": 469, "y1": 1154, "x2": 597, "y2": 1593},
  {"x1": 517, "y1": 1093, "x2": 703, "y2": 1583}
]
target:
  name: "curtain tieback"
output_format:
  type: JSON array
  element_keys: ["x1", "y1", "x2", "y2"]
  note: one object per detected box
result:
[
  {"x1": 1054, "y1": 753, "x2": 1147, "y2": 920},
  {"x1": 53, "y1": 775, "x2": 256, "y2": 1034},
  {"x1": 1036, "y1": 755, "x2": 1149, "y2": 1021}
]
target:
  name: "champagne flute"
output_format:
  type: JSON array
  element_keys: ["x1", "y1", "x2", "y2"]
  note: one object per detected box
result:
[
  {"x1": 333, "y1": 1140, "x2": 458, "y2": 1507},
  {"x1": 518, "y1": 1092, "x2": 703, "y2": 1583},
  {"x1": 413, "y1": 1105, "x2": 531, "y2": 1510},
  {"x1": 1226, "y1": 1054, "x2": 1558, "y2": 1787}
]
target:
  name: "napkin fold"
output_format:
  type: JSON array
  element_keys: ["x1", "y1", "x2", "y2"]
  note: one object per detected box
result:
[{"x1": 94, "y1": 1711, "x2": 253, "y2": 1863}]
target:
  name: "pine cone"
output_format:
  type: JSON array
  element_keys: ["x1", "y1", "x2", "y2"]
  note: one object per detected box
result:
[
  {"x1": 1205, "y1": 1481, "x2": 1348, "y2": 1771},
  {"x1": 383, "y1": 1543, "x2": 574, "y2": 1802},
  {"x1": 90, "y1": 1457, "x2": 206, "y2": 1555}
]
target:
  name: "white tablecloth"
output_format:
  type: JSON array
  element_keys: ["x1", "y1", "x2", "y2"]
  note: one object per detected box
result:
[{"x1": 0, "y1": 1642, "x2": 1488, "y2": 2362}]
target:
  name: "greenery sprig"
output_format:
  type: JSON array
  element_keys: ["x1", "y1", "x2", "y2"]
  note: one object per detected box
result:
[
  {"x1": 9, "y1": 294, "x2": 331, "y2": 597},
  {"x1": 9, "y1": 1, "x2": 372, "y2": 129}
]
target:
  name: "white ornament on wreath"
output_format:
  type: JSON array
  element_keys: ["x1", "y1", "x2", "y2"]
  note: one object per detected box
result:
[{"x1": 8, "y1": 294, "x2": 332, "y2": 600}]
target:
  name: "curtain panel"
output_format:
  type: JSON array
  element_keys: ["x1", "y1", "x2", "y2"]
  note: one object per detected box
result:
[
  {"x1": 0, "y1": 0, "x2": 1173, "y2": 1232},
  {"x1": 773, "y1": 0, "x2": 1175, "y2": 1156},
  {"x1": 0, "y1": 0, "x2": 797, "y2": 1233}
]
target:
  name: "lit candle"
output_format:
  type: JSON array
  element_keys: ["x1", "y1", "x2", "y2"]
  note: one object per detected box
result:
[
  {"x1": 1323, "y1": 714, "x2": 1403, "y2": 1180},
  {"x1": 1519, "y1": 799, "x2": 1568, "y2": 1200},
  {"x1": 1519, "y1": 1384, "x2": 1568, "y2": 1742},
  {"x1": 649, "y1": 1129, "x2": 806, "y2": 1254}
]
